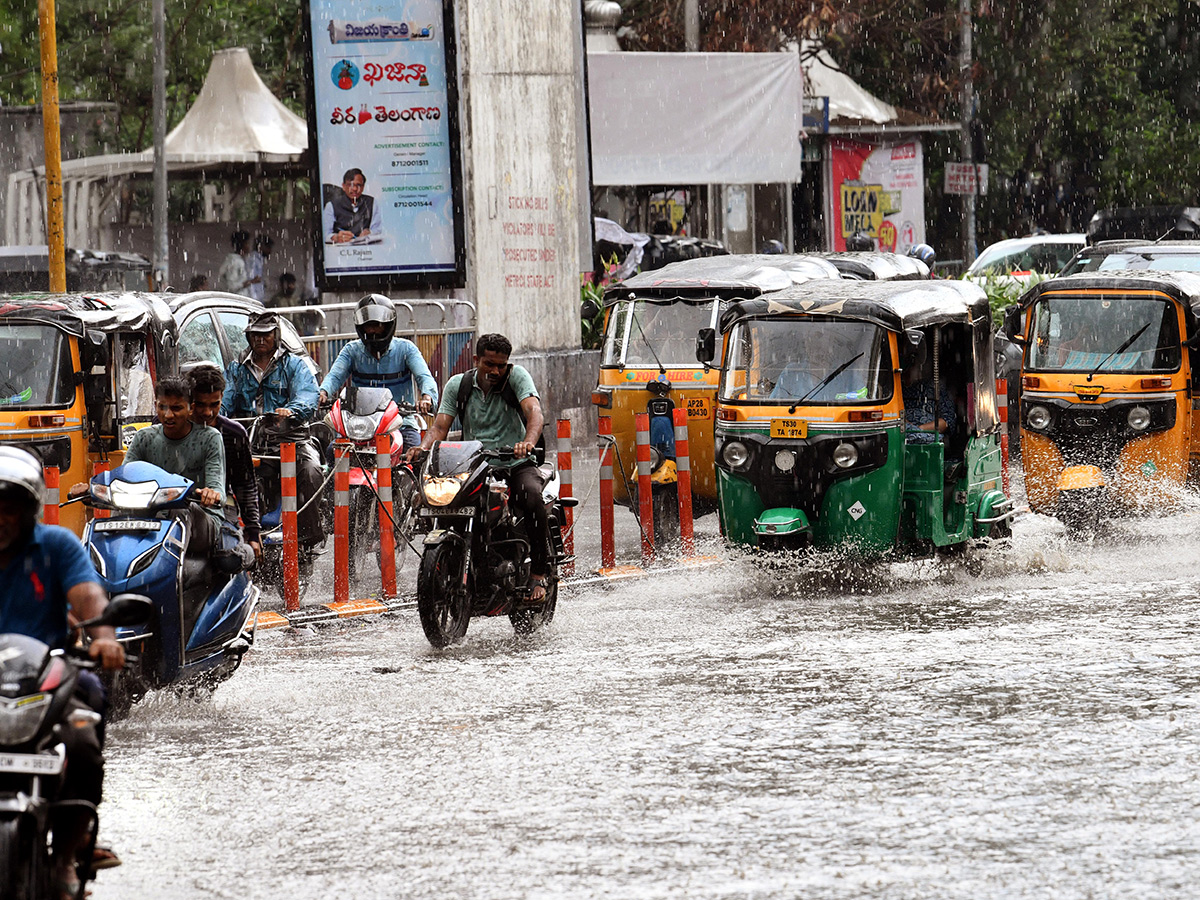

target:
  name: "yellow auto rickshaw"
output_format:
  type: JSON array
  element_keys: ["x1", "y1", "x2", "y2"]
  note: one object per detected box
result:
[{"x1": 1004, "y1": 271, "x2": 1200, "y2": 534}]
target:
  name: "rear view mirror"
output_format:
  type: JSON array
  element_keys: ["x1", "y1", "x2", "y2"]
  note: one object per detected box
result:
[
  {"x1": 696, "y1": 328, "x2": 716, "y2": 365},
  {"x1": 1003, "y1": 305, "x2": 1027, "y2": 345},
  {"x1": 899, "y1": 329, "x2": 925, "y2": 368}
]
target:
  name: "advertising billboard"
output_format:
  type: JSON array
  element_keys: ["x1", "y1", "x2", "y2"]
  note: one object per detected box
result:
[
  {"x1": 305, "y1": 0, "x2": 465, "y2": 289},
  {"x1": 827, "y1": 137, "x2": 925, "y2": 253}
]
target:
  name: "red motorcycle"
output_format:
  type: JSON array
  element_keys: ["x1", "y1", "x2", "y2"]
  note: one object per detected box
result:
[{"x1": 326, "y1": 386, "x2": 422, "y2": 580}]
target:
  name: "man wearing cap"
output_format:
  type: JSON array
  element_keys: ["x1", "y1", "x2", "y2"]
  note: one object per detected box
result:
[{"x1": 221, "y1": 311, "x2": 323, "y2": 549}]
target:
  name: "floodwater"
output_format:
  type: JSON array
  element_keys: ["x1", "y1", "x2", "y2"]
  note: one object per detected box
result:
[{"x1": 90, "y1": 499, "x2": 1200, "y2": 899}]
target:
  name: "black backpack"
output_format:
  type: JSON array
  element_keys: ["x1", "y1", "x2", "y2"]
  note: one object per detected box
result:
[{"x1": 454, "y1": 366, "x2": 545, "y2": 451}]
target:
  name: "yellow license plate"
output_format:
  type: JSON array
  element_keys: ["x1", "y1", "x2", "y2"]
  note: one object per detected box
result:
[
  {"x1": 770, "y1": 418, "x2": 808, "y2": 439},
  {"x1": 684, "y1": 397, "x2": 711, "y2": 419}
]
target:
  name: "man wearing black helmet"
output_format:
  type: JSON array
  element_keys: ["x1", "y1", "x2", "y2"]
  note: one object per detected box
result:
[
  {"x1": 319, "y1": 294, "x2": 438, "y2": 451},
  {"x1": 907, "y1": 242, "x2": 937, "y2": 277},
  {"x1": 0, "y1": 446, "x2": 125, "y2": 895}
]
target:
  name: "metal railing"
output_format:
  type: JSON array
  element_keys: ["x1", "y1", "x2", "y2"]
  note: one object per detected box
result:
[{"x1": 274, "y1": 299, "x2": 476, "y2": 386}]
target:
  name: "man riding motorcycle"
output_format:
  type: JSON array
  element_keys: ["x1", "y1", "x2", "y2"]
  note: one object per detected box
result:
[
  {"x1": 0, "y1": 447, "x2": 126, "y2": 897},
  {"x1": 409, "y1": 333, "x2": 550, "y2": 601},
  {"x1": 221, "y1": 311, "x2": 324, "y2": 551},
  {"x1": 319, "y1": 294, "x2": 438, "y2": 451}
]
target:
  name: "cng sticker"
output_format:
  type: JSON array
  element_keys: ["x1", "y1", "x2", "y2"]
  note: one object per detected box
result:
[
  {"x1": 847, "y1": 500, "x2": 867, "y2": 521},
  {"x1": 1140, "y1": 460, "x2": 1158, "y2": 477}
]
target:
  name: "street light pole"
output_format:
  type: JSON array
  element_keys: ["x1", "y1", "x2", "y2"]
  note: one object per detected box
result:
[
  {"x1": 152, "y1": 0, "x2": 169, "y2": 289},
  {"x1": 959, "y1": 0, "x2": 976, "y2": 266},
  {"x1": 37, "y1": 0, "x2": 65, "y2": 292}
]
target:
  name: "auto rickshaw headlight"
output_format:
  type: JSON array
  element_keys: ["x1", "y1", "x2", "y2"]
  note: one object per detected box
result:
[
  {"x1": 832, "y1": 442, "x2": 858, "y2": 469},
  {"x1": 648, "y1": 447, "x2": 663, "y2": 470},
  {"x1": 1027, "y1": 405, "x2": 1051, "y2": 430},
  {"x1": 1128, "y1": 406, "x2": 1151, "y2": 431},
  {"x1": 722, "y1": 441, "x2": 750, "y2": 469},
  {"x1": 774, "y1": 450, "x2": 796, "y2": 472}
]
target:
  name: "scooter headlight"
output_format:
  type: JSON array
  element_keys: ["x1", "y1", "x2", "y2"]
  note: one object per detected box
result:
[
  {"x1": 832, "y1": 442, "x2": 859, "y2": 469},
  {"x1": 108, "y1": 479, "x2": 157, "y2": 509},
  {"x1": 1027, "y1": 405, "x2": 1051, "y2": 431},
  {"x1": 1127, "y1": 406, "x2": 1151, "y2": 431},
  {"x1": 722, "y1": 441, "x2": 750, "y2": 470},
  {"x1": 423, "y1": 473, "x2": 468, "y2": 507},
  {"x1": 648, "y1": 447, "x2": 663, "y2": 469},
  {"x1": 0, "y1": 693, "x2": 52, "y2": 744}
]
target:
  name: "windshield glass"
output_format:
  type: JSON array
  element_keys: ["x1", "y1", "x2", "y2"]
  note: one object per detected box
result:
[
  {"x1": 1028, "y1": 294, "x2": 1180, "y2": 372},
  {"x1": 719, "y1": 318, "x2": 893, "y2": 404},
  {"x1": 1094, "y1": 252, "x2": 1200, "y2": 273},
  {"x1": 601, "y1": 298, "x2": 716, "y2": 367},
  {"x1": 0, "y1": 323, "x2": 75, "y2": 407},
  {"x1": 967, "y1": 241, "x2": 1081, "y2": 277}
]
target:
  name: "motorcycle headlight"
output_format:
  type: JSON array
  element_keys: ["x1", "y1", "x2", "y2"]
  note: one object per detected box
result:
[
  {"x1": 722, "y1": 441, "x2": 750, "y2": 469},
  {"x1": 832, "y1": 442, "x2": 859, "y2": 469},
  {"x1": 108, "y1": 479, "x2": 157, "y2": 509},
  {"x1": 1027, "y1": 405, "x2": 1051, "y2": 430},
  {"x1": 423, "y1": 473, "x2": 468, "y2": 507},
  {"x1": 0, "y1": 693, "x2": 52, "y2": 744},
  {"x1": 1127, "y1": 406, "x2": 1151, "y2": 431}
]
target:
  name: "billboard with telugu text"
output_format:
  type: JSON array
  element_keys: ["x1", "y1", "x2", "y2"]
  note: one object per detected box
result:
[{"x1": 304, "y1": 0, "x2": 465, "y2": 289}]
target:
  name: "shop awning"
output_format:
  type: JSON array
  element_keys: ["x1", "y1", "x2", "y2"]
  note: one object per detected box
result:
[{"x1": 587, "y1": 51, "x2": 803, "y2": 186}]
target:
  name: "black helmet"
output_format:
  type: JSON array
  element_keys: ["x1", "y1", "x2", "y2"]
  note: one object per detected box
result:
[
  {"x1": 846, "y1": 231, "x2": 874, "y2": 251},
  {"x1": 0, "y1": 446, "x2": 44, "y2": 516},
  {"x1": 354, "y1": 294, "x2": 397, "y2": 358},
  {"x1": 907, "y1": 243, "x2": 936, "y2": 267}
]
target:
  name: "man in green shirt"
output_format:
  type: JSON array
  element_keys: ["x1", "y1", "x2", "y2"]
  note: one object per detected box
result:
[{"x1": 410, "y1": 333, "x2": 550, "y2": 600}]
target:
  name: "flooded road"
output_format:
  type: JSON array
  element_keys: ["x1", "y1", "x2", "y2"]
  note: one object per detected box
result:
[{"x1": 90, "y1": 507, "x2": 1200, "y2": 899}]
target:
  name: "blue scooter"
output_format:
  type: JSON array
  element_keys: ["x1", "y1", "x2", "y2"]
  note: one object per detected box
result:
[{"x1": 80, "y1": 461, "x2": 258, "y2": 712}]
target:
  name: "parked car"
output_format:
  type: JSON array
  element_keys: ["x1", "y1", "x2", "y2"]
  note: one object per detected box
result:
[
  {"x1": 1058, "y1": 240, "x2": 1200, "y2": 277},
  {"x1": 170, "y1": 290, "x2": 318, "y2": 377},
  {"x1": 965, "y1": 234, "x2": 1087, "y2": 284}
]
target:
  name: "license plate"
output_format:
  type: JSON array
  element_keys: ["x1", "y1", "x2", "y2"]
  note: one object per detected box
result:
[
  {"x1": 0, "y1": 753, "x2": 63, "y2": 775},
  {"x1": 418, "y1": 508, "x2": 472, "y2": 517},
  {"x1": 93, "y1": 519, "x2": 161, "y2": 532},
  {"x1": 770, "y1": 418, "x2": 808, "y2": 439},
  {"x1": 684, "y1": 397, "x2": 711, "y2": 420}
]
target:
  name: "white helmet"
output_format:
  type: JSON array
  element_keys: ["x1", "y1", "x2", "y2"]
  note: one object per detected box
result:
[{"x1": 0, "y1": 447, "x2": 45, "y2": 514}]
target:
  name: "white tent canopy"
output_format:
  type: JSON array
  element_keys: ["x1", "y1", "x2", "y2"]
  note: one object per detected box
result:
[
  {"x1": 5, "y1": 47, "x2": 307, "y2": 246},
  {"x1": 587, "y1": 51, "x2": 803, "y2": 186}
]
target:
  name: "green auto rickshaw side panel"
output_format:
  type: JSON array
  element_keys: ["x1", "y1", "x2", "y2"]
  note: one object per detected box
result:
[
  {"x1": 716, "y1": 468, "x2": 766, "y2": 546},
  {"x1": 901, "y1": 434, "x2": 1004, "y2": 548},
  {"x1": 815, "y1": 427, "x2": 905, "y2": 552}
]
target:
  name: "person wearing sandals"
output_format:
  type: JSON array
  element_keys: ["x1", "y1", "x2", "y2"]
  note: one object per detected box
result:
[{"x1": 408, "y1": 333, "x2": 551, "y2": 601}]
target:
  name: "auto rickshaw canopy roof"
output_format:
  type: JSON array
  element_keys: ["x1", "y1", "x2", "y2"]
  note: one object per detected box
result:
[
  {"x1": 0, "y1": 292, "x2": 175, "y2": 338},
  {"x1": 605, "y1": 254, "x2": 842, "y2": 306},
  {"x1": 1016, "y1": 271, "x2": 1200, "y2": 322},
  {"x1": 814, "y1": 252, "x2": 930, "y2": 281},
  {"x1": 719, "y1": 278, "x2": 990, "y2": 334}
]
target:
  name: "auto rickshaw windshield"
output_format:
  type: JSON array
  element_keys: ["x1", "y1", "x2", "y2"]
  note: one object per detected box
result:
[
  {"x1": 0, "y1": 323, "x2": 75, "y2": 406},
  {"x1": 720, "y1": 317, "x2": 893, "y2": 404},
  {"x1": 602, "y1": 298, "x2": 717, "y2": 367},
  {"x1": 1028, "y1": 294, "x2": 1181, "y2": 373}
]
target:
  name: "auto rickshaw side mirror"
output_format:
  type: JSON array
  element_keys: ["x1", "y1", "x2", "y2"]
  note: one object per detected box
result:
[
  {"x1": 696, "y1": 328, "x2": 716, "y2": 366},
  {"x1": 899, "y1": 329, "x2": 924, "y2": 368},
  {"x1": 1003, "y1": 305, "x2": 1027, "y2": 345}
]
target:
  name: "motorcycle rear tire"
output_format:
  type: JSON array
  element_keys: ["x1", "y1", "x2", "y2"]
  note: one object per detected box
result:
[
  {"x1": 416, "y1": 541, "x2": 471, "y2": 648},
  {"x1": 0, "y1": 815, "x2": 47, "y2": 900}
]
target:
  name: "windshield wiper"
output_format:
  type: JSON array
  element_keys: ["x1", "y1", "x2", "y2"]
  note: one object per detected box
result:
[
  {"x1": 1087, "y1": 322, "x2": 1151, "y2": 381},
  {"x1": 789, "y1": 353, "x2": 864, "y2": 414},
  {"x1": 631, "y1": 313, "x2": 667, "y2": 375}
]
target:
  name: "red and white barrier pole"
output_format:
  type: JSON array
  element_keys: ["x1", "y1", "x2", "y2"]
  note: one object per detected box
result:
[
  {"x1": 557, "y1": 418, "x2": 574, "y2": 577},
  {"x1": 598, "y1": 415, "x2": 615, "y2": 570},
  {"x1": 996, "y1": 377, "x2": 1010, "y2": 495},
  {"x1": 634, "y1": 412, "x2": 654, "y2": 565},
  {"x1": 376, "y1": 433, "x2": 397, "y2": 600},
  {"x1": 333, "y1": 440, "x2": 351, "y2": 605},
  {"x1": 93, "y1": 461, "x2": 110, "y2": 519},
  {"x1": 280, "y1": 442, "x2": 300, "y2": 612},
  {"x1": 671, "y1": 408, "x2": 695, "y2": 557},
  {"x1": 43, "y1": 466, "x2": 59, "y2": 525}
]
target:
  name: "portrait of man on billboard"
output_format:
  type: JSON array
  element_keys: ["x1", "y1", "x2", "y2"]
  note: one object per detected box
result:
[{"x1": 322, "y1": 167, "x2": 383, "y2": 243}]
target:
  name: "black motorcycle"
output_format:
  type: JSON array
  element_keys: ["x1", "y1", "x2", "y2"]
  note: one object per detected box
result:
[
  {"x1": 0, "y1": 594, "x2": 150, "y2": 900},
  {"x1": 414, "y1": 441, "x2": 574, "y2": 647}
]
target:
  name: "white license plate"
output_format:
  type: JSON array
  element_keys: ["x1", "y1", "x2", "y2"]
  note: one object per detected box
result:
[
  {"x1": 93, "y1": 519, "x2": 161, "y2": 532},
  {"x1": 0, "y1": 753, "x2": 63, "y2": 775},
  {"x1": 418, "y1": 508, "x2": 472, "y2": 517}
]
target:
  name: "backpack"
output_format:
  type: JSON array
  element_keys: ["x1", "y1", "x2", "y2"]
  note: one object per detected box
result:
[{"x1": 454, "y1": 366, "x2": 545, "y2": 451}]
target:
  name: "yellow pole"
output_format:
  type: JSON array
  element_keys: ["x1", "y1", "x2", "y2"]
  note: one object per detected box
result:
[{"x1": 38, "y1": 0, "x2": 66, "y2": 292}]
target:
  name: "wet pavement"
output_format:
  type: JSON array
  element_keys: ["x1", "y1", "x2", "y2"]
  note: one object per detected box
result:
[{"x1": 90, "y1": 469, "x2": 1200, "y2": 899}]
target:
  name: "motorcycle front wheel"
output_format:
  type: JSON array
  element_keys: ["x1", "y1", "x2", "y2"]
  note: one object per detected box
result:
[
  {"x1": 416, "y1": 540, "x2": 471, "y2": 648},
  {"x1": 0, "y1": 815, "x2": 48, "y2": 900}
]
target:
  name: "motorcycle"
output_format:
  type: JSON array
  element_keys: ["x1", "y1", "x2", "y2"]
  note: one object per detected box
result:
[
  {"x1": 413, "y1": 441, "x2": 575, "y2": 647},
  {"x1": 79, "y1": 461, "x2": 258, "y2": 712},
  {"x1": 326, "y1": 386, "x2": 422, "y2": 580},
  {"x1": 243, "y1": 413, "x2": 333, "y2": 597},
  {"x1": 0, "y1": 593, "x2": 150, "y2": 900}
]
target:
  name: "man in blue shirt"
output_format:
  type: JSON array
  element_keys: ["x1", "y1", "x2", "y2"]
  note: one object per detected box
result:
[
  {"x1": 319, "y1": 294, "x2": 438, "y2": 451},
  {"x1": 222, "y1": 312, "x2": 324, "y2": 550},
  {"x1": 0, "y1": 447, "x2": 125, "y2": 894}
]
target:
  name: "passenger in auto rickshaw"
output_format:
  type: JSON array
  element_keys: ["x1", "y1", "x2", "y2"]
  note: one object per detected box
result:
[{"x1": 902, "y1": 337, "x2": 956, "y2": 445}]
